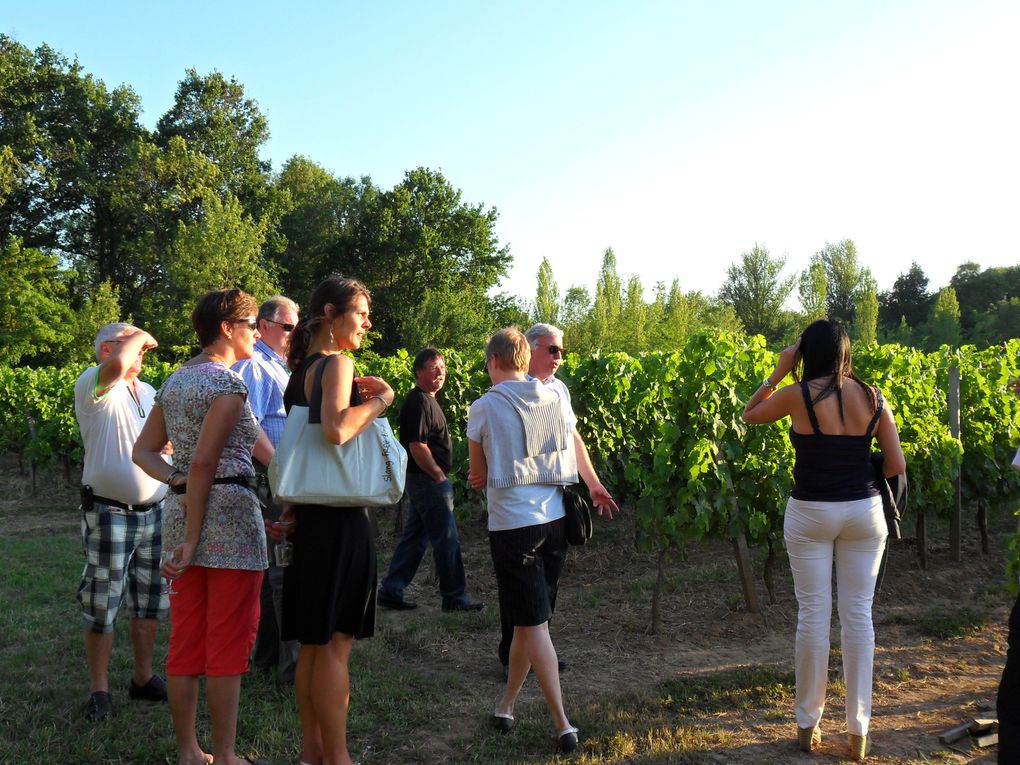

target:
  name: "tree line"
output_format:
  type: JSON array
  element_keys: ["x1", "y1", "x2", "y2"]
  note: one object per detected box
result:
[{"x1": 2, "y1": 35, "x2": 1017, "y2": 368}]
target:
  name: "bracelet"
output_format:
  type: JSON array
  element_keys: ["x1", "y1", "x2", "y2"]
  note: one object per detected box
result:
[
  {"x1": 370, "y1": 394, "x2": 389, "y2": 412},
  {"x1": 762, "y1": 377, "x2": 778, "y2": 392},
  {"x1": 165, "y1": 468, "x2": 182, "y2": 484}
]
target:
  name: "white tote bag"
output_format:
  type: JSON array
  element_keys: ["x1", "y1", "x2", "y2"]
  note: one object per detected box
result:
[{"x1": 269, "y1": 357, "x2": 407, "y2": 507}]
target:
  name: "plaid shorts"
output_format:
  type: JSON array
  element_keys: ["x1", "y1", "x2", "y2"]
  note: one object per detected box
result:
[{"x1": 77, "y1": 499, "x2": 169, "y2": 633}]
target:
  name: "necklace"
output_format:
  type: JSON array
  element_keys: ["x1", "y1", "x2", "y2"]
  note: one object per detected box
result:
[
  {"x1": 200, "y1": 350, "x2": 229, "y2": 365},
  {"x1": 127, "y1": 381, "x2": 145, "y2": 418}
]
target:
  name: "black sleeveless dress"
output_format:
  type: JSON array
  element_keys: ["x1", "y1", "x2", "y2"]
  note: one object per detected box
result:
[{"x1": 280, "y1": 352, "x2": 376, "y2": 644}]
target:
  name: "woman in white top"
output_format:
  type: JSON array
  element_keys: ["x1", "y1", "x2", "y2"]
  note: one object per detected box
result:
[{"x1": 468, "y1": 327, "x2": 580, "y2": 754}]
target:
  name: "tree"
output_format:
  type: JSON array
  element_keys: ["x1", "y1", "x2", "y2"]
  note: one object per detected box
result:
[
  {"x1": 533, "y1": 257, "x2": 560, "y2": 325},
  {"x1": 798, "y1": 260, "x2": 828, "y2": 324},
  {"x1": 921, "y1": 287, "x2": 961, "y2": 350},
  {"x1": 619, "y1": 275, "x2": 647, "y2": 353},
  {"x1": 342, "y1": 167, "x2": 512, "y2": 353},
  {"x1": 560, "y1": 286, "x2": 593, "y2": 352},
  {"x1": 852, "y1": 277, "x2": 879, "y2": 344},
  {"x1": 156, "y1": 69, "x2": 270, "y2": 206},
  {"x1": 971, "y1": 298, "x2": 1020, "y2": 347},
  {"x1": 590, "y1": 248, "x2": 623, "y2": 351},
  {"x1": 0, "y1": 239, "x2": 71, "y2": 364},
  {"x1": 878, "y1": 262, "x2": 931, "y2": 331},
  {"x1": 813, "y1": 239, "x2": 870, "y2": 326},
  {"x1": 718, "y1": 243, "x2": 795, "y2": 343},
  {"x1": 950, "y1": 262, "x2": 1020, "y2": 336}
]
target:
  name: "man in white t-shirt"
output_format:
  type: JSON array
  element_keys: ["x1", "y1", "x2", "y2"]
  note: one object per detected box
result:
[
  {"x1": 494, "y1": 323, "x2": 621, "y2": 676},
  {"x1": 74, "y1": 323, "x2": 170, "y2": 721}
]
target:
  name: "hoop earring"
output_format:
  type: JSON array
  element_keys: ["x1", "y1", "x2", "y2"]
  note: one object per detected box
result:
[{"x1": 328, "y1": 320, "x2": 335, "y2": 348}]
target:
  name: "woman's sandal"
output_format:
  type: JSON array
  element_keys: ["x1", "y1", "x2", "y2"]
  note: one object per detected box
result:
[
  {"x1": 848, "y1": 733, "x2": 871, "y2": 761},
  {"x1": 492, "y1": 710, "x2": 515, "y2": 734},
  {"x1": 557, "y1": 726, "x2": 579, "y2": 753}
]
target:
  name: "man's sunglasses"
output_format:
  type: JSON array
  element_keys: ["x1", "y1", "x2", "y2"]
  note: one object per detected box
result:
[
  {"x1": 264, "y1": 318, "x2": 296, "y2": 332},
  {"x1": 545, "y1": 345, "x2": 564, "y2": 355}
]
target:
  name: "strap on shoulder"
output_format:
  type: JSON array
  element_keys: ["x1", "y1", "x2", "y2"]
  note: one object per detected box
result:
[
  {"x1": 307, "y1": 355, "x2": 333, "y2": 425},
  {"x1": 866, "y1": 387, "x2": 885, "y2": 435},
  {"x1": 800, "y1": 381, "x2": 822, "y2": 435}
]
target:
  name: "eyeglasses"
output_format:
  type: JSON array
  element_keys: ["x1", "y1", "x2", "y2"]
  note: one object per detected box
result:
[
  {"x1": 545, "y1": 345, "x2": 564, "y2": 355},
  {"x1": 234, "y1": 318, "x2": 258, "y2": 331},
  {"x1": 264, "y1": 318, "x2": 296, "y2": 332}
]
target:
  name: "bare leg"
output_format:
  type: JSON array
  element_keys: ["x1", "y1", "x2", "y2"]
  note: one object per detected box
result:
[
  {"x1": 514, "y1": 623, "x2": 570, "y2": 732},
  {"x1": 496, "y1": 626, "x2": 531, "y2": 716},
  {"x1": 129, "y1": 617, "x2": 160, "y2": 685},
  {"x1": 309, "y1": 634, "x2": 357, "y2": 765},
  {"x1": 207, "y1": 674, "x2": 243, "y2": 765},
  {"x1": 168, "y1": 675, "x2": 211, "y2": 765},
  {"x1": 84, "y1": 630, "x2": 114, "y2": 693},
  {"x1": 295, "y1": 644, "x2": 324, "y2": 765}
]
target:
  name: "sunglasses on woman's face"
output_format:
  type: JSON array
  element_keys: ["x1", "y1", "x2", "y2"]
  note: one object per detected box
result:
[{"x1": 234, "y1": 318, "x2": 258, "y2": 331}]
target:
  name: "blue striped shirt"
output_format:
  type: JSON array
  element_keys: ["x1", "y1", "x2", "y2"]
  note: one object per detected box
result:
[{"x1": 232, "y1": 339, "x2": 290, "y2": 448}]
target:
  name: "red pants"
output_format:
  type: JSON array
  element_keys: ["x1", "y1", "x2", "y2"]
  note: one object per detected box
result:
[{"x1": 166, "y1": 566, "x2": 262, "y2": 676}]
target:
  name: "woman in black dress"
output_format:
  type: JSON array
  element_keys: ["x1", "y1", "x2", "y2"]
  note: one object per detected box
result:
[{"x1": 277, "y1": 277, "x2": 394, "y2": 765}]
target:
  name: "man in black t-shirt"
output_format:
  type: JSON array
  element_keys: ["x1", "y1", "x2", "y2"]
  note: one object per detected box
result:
[{"x1": 378, "y1": 348, "x2": 484, "y2": 612}]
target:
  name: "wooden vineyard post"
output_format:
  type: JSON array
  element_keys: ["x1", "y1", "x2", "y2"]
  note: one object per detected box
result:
[
  {"x1": 732, "y1": 535, "x2": 760, "y2": 614},
  {"x1": 949, "y1": 365, "x2": 962, "y2": 562}
]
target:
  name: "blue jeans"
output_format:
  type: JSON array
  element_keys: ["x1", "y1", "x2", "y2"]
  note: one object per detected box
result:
[{"x1": 380, "y1": 474, "x2": 468, "y2": 603}]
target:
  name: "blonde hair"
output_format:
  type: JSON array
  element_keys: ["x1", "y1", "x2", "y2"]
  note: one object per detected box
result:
[{"x1": 485, "y1": 327, "x2": 530, "y2": 372}]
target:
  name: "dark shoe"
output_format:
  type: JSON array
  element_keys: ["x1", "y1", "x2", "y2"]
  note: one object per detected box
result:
[
  {"x1": 377, "y1": 591, "x2": 417, "y2": 610},
  {"x1": 558, "y1": 726, "x2": 579, "y2": 753},
  {"x1": 492, "y1": 711, "x2": 515, "y2": 734},
  {"x1": 86, "y1": 690, "x2": 113, "y2": 721},
  {"x1": 129, "y1": 673, "x2": 168, "y2": 701},
  {"x1": 442, "y1": 598, "x2": 484, "y2": 612}
]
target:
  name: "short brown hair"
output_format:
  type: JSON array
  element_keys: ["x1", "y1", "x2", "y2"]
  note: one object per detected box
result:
[
  {"x1": 485, "y1": 327, "x2": 530, "y2": 372},
  {"x1": 191, "y1": 289, "x2": 259, "y2": 347}
]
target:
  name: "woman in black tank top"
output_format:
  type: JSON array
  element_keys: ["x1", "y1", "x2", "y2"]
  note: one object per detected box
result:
[
  {"x1": 272, "y1": 277, "x2": 395, "y2": 765},
  {"x1": 743, "y1": 319, "x2": 906, "y2": 761}
]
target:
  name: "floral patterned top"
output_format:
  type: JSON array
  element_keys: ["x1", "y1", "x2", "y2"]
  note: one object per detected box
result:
[{"x1": 155, "y1": 362, "x2": 267, "y2": 571}]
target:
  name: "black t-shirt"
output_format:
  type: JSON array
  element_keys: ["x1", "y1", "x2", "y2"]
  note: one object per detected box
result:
[{"x1": 398, "y1": 386, "x2": 452, "y2": 474}]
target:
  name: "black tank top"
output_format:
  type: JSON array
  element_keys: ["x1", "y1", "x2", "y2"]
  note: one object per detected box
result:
[
  {"x1": 789, "y1": 381, "x2": 884, "y2": 502},
  {"x1": 283, "y1": 352, "x2": 362, "y2": 414}
]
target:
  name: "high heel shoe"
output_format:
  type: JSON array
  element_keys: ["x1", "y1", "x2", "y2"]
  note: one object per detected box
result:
[
  {"x1": 848, "y1": 733, "x2": 871, "y2": 761},
  {"x1": 557, "y1": 726, "x2": 579, "y2": 753},
  {"x1": 797, "y1": 725, "x2": 821, "y2": 752},
  {"x1": 492, "y1": 710, "x2": 514, "y2": 734}
]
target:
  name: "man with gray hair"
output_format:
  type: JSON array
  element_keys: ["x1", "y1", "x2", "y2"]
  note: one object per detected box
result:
[
  {"x1": 496, "y1": 323, "x2": 621, "y2": 676},
  {"x1": 75, "y1": 323, "x2": 169, "y2": 720},
  {"x1": 232, "y1": 295, "x2": 301, "y2": 683}
]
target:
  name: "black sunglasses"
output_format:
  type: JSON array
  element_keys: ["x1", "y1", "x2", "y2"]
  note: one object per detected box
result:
[
  {"x1": 234, "y1": 318, "x2": 258, "y2": 331},
  {"x1": 264, "y1": 318, "x2": 296, "y2": 332},
  {"x1": 546, "y1": 345, "x2": 564, "y2": 355}
]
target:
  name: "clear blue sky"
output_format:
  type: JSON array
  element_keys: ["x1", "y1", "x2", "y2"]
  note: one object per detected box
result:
[{"x1": 6, "y1": 1, "x2": 1019, "y2": 306}]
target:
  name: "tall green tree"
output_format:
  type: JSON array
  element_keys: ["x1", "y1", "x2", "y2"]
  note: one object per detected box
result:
[
  {"x1": 0, "y1": 239, "x2": 69, "y2": 364},
  {"x1": 718, "y1": 243, "x2": 795, "y2": 343},
  {"x1": 971, "y1": 298, "x2": 1020, "y2": 347},
  {"x1": 560, "y1": 286, "x2": 593, "y2": 352},
  {"x1": 950, "y1": 261, "x2": 1020, "y2": 336},
  {"x1": 813, "y1": 239, "x2": 870, "y2": 326},
  {"x1": 590, "y1": 248, "x2": 623, "y2": 351},
  {"x1": 533, "y1": 257, "x2": 560, "y2": 325},
  {"x1": 921, "y1": 287, "x2": 962, "y2": 350},
  {"x1": 852, "y1": 277, "x2": 879, "y2": 344},
  {"x1": 620, "y1": 275, "x2": 647, "y2": 353},
  {"x1": 879, "y1": 262, "x2": 931, "y2": 330},
  {"x1": 798, "y1": 260, "x2": 828, "y2": 323}
]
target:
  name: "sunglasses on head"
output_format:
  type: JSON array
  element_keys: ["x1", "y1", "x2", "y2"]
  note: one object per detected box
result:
[
  {"x1": 264, "y1": 318, "x2": 296, "y2": 332},
  {"x1": 234, "y1": 318, "x2": 258, "y2": 331}
]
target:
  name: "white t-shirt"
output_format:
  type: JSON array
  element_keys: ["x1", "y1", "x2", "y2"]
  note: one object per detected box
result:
[
  {"x1": 75, "y1": 366, "x2": 168, "y2": 505},
  {"x1": 467, "y1": 392, "x2": 565, "y2": 532}
]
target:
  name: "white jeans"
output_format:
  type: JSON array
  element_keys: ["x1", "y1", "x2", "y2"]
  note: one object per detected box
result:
[{"x1": 784, "y1": 495, "x2": 886, "y2": 736}]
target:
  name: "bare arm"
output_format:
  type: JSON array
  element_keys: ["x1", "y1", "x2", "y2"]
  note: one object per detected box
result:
[
  {"x1": 573, "y1": 429, "x2": 619, "y2": 518},
  {"x1": 468, "y1": 438, "x2": 487, "y2": 490},
  {"x1": 132, "y1": 406, "x2": 179, "y2": 485},
  {"x1": 742, "y1": 342, "x2": 799, "y2": 424},
  {"x1": 96, "y1": 330, "x2": 157, "y2": 394},
  {"x1": 875, "y1": 405, "x2": 906, "y2": 477},
  {"x1": 409, "y1": 442, "x2": 445, "y2": 482},
  {"x1": 253, "y1": 428, "x2": 274, "y2": 467},
  {"x1": 317, "y1": 355, "x2": 394, "y2": 445}
]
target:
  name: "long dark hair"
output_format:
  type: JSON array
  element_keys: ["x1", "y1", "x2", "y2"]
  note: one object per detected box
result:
[
  {"x1": 795, "y1": 319, "x2": 876, "y2": 422},
  {"x1": 288, "y1": 276, "x2": 371, "y2": 371}
]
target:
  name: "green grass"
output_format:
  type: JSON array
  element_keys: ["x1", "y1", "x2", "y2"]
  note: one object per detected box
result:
[{"x1": 887, "y1": 607, "x2": 991, "y2": 640}]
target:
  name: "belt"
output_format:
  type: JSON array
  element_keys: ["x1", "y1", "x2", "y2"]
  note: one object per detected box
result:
[
  {"x1": 92, "y1": 495, "x2": 162, "y2": 513},
  {"x1": 171, "y1": 475, "x2": 258, "y2": 496}
]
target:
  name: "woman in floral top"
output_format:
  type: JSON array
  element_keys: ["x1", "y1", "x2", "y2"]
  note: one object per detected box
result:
[{"x1": 134, "y1": 289, "x2": 273, "y2": 765}]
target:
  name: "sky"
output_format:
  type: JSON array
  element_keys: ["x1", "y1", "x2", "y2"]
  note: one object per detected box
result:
[{"x1": 5, "y1": 1, "x2": 1019, "y2": 307}]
